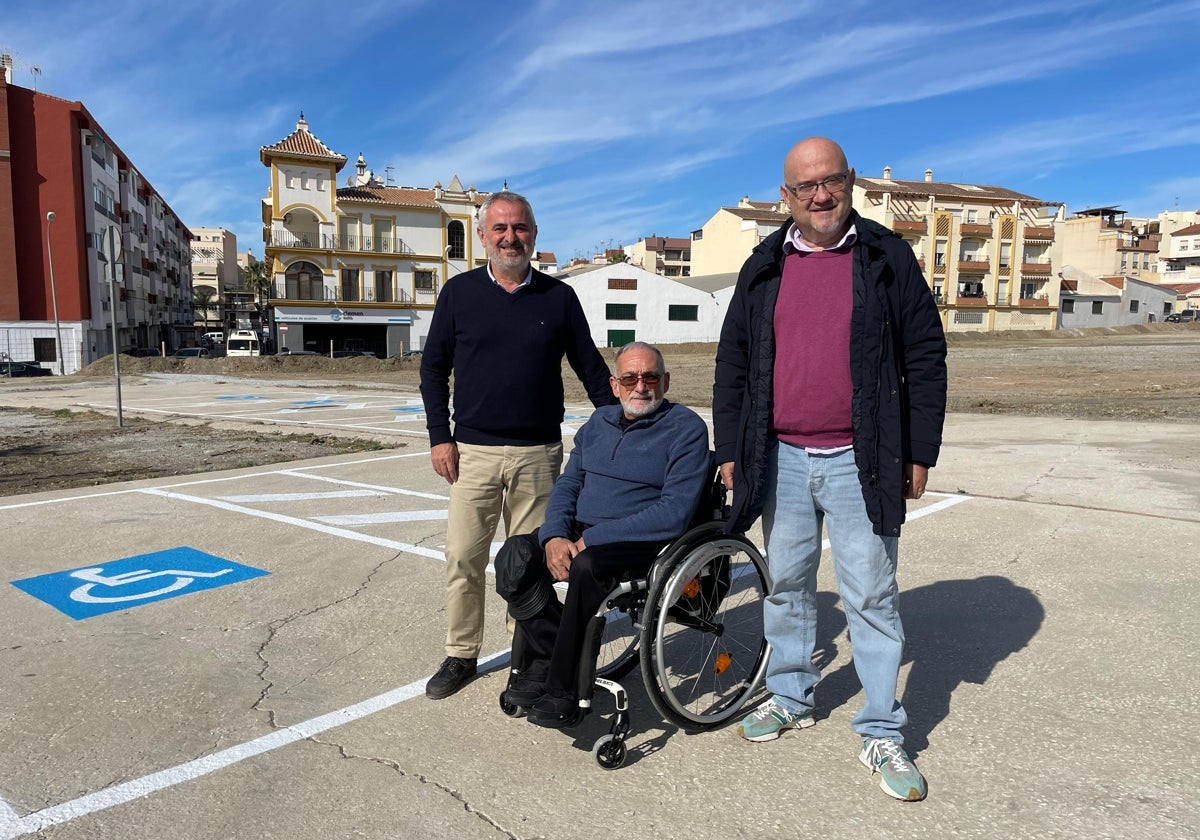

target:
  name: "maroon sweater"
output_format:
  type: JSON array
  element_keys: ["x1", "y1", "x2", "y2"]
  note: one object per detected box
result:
[{"x1": 772, "y1": 247, "x2": 854, "y2": 448}]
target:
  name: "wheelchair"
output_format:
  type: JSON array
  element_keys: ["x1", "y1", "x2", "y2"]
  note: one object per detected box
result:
[{"x1": 499, "y1": 473, "x2": 772, "y2": 770}]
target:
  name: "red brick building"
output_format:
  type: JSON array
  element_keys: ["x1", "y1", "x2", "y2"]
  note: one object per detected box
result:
[{"x1": 0, "y1": 62, "x2": 193, "y2": 372}]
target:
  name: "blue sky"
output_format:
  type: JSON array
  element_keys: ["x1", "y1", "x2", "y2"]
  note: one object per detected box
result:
[{"x1": 5, "y1": 0, "x2": 1199, "y2": 263}]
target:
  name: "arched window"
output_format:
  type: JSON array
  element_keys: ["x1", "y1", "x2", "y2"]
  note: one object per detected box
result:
[
  {"x1": 446, "y1": 220, "x2": 465, "y2": 259},
  {"x1": 284, "y1": 261, "x2": 326, "y2": 301}
]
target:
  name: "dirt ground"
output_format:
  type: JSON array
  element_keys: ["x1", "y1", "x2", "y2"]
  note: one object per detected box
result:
[{"x1": 2, "y1": 323, "x2": 1198, "y2": 497}]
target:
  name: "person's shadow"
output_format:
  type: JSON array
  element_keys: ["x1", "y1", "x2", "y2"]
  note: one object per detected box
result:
[{"x1": 814, "y1": 576, "x2": 1044, "y2": 755}]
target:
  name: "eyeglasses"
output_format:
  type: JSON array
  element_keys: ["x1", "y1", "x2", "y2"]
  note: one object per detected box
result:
[
  {"x1": 615, "y1": 372, "x2": 662, "y2": 388},
  {"x1": 783, "y1": 172, "x2": 849, "y2": 200}
]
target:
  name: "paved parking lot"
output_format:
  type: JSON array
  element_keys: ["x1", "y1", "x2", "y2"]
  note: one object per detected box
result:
[{"x1": 1, "y1": 376, "x2": 1197, "y2": 839}]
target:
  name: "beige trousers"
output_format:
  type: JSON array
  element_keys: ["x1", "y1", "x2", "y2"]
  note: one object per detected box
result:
[{"x1": 444, "y1": 441, "x2": 563, "y2": 658}]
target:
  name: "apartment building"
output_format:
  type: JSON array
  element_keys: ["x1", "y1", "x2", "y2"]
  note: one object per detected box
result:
[
  {"x1": 854, "y1": 168, "x2": 1065, "y2": 332},
  {"x1": 689, "y1": 198, "x2": 789, "y2": 276},
  {"x1": 0, "y1": 61, "x2": 193, "y2": 372},
  {"x1": 1160, "y1": 223, "x2": 1200, "y2": 285},
  {"x1": 625, "y1": 235, "x2": 692, "y2": 277},
  {"x1": 1057, "y1": 207, "x2": 1163, "y2": 285},
  {"x1": 260, "y1": 115, "x2": 491, "y2": 356},
  {"x1": 189, "y1": 227, "x2": 240, "y2": 332}
]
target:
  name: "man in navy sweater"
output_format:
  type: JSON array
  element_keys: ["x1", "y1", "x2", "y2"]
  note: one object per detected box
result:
[
  {"x1": 420, "y1": 191, "x2": 615, "y2": 700},
  {"x1": 494, "y1": 342, "x2": 711, "y2": 728}
]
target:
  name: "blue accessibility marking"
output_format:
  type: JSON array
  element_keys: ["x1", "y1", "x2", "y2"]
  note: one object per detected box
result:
[
  {"x1": 292, "y1": 398, "x2": 342, "y2": 406},
  {"x1": 563, "y1": 414, "x2": 587, "y2": 420},
  {"x1": 216, "y1": 395, "x2": 266, "y2": 401},
  {"x1": 390, "y1": 406, "x2": 425, "y2": 412},
  {"x1": 10, "y1": 547, "x2": 268, "y2": 620}
]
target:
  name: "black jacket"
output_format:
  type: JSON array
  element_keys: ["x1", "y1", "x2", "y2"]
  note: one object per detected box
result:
[{"x1": 713, "y1": 212, "x2": 947, "y2": 536}]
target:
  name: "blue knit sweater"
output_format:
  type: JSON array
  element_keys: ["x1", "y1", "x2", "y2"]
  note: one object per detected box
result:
[
  {"x1": 419, "y1": 266, "x2": 615, "y2": 446},
  {"x1": 540, "y1": 400, "x2": 712, "y2": 548}
]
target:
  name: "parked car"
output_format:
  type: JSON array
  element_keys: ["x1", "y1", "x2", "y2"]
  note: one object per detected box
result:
[
  {"x1": 172, "y1": 347, "x2": 211, "y2": 359},
  {"x1": 401, "y1": 350, "x2": 422, "y2": 358},
  {"x1": 276, "y1": 348, "x2": 320, "y2": 356},
  {"x1": 1, "y1": 361, "x2": 52, "y2": 377},
  {"x1": 204, "y1": 331, "x2": 225, "y2": 345},
  {"x1": 1165, "y1": 313, "x2": 1182, "y2": 323},
  {"x1": 1181, "y1": 310, "x2": 1196, "y2": 322},
  {"x1": 331, "y1": 350, "x2": 377, "y2": 358},
  {"x1": 123, "y1": 347, "x2": 162, "y2": 357}
]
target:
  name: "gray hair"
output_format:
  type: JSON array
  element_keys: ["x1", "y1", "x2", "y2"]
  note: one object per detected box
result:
[
  {"x1": 476, "y1": 191, "x2": 537, "y2": 232},
  {"x1": 614, "y1": 341, "x2": 665, "y2": 373}
]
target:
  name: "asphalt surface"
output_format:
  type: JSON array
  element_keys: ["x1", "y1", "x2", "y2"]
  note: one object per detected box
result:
[{"x1": 0, "y1": 375, "x2": 1196, "y2": 839}]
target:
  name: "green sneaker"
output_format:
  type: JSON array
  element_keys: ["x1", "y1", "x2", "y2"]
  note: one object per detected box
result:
[
  {"x1": 736, "y1": 698, "x2": 815, "y2": 742},
  {"x1": 859, "y1": 738, "x2": 928, "y2": 801}
]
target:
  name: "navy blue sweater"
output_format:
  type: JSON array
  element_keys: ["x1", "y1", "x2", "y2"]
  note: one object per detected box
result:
[
  {"x1": 540, "y1": 400, "x2": 711, "y2": 548},
  {"x1": 420, "y1": 266, "x2": 615, "y2": 446}
]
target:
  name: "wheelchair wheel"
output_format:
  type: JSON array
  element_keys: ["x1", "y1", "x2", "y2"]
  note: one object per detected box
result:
[
  {"x1": 639, "y1": 533, "x2": 770, "y2": 729},
  {"x1": 592, "y1": 734, "x2": 627, "y2": 770},
  {"x1": 594, "y1": 608, "x2": 641, "y2": 680}
]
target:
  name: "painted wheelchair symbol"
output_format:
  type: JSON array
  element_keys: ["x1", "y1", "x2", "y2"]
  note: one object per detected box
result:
[{"x1": 68, "y1": 566, "x2": 234, "y2": 604}]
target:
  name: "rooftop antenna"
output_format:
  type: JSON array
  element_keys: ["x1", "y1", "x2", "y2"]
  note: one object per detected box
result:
[
  {"x1": 384, "y1": 165, "x2": 395, "y2": 186},
  {"x1": 30, "y1": 65, "x2": 40, "y2": 90}
]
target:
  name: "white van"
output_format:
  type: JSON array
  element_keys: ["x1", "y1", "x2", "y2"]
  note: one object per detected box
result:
[
  {"x1": 203, "y1": 331, "x2": 225, "y2": 345},
  {"x1": 225, "y1": 330, "x2": 261, "y2": 357}
]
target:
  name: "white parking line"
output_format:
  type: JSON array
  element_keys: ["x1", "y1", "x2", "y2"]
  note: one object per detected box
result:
[
  {"x1": 139, "y1": 488, "x2": 447, "y2": 561},
  {"x1": 278, "y1": 470, "x2": 449, "y2": 500},
  {"x1": 219, "y1": 490, "x2": 385, "y2": 502},
  {"x1": 0, "y1": 650, "x2": 512, "y2": 839},
  {"x1": 313, "y1": 510, "x2": 449, "y2": 525}
]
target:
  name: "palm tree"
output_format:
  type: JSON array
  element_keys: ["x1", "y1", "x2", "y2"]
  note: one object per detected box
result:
[
  {"x1": 244, "y1": 256, "x2": 272, "y2": 309},
  {"x1": 192, "y1": 286, "x2": 218, "y2": 330}
]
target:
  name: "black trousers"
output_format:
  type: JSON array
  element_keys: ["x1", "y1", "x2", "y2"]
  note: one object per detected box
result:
[{"x1": 512, "y1": 536, "x2": 664, "y2": 700}]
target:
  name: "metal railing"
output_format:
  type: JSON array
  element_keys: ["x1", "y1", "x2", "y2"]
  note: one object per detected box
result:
[{"x1": 265, "y1": 229, "x2": 416, "y2": 255}]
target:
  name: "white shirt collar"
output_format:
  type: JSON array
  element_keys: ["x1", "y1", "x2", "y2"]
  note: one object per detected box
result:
[{"x1": 784, "y1": 222, "x2": 857, "y2": 253}]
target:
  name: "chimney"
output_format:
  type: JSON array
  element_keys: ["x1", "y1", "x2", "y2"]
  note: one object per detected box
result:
[
  {"x1": 1, "y1": 55, "x2": 11, "y2": 84},
  {"x1": 924, "y1": 169, "x2": 933, "y2": 182},
  {"x1": 883, "y1": 166, "x2": 892, "y2": 180}
]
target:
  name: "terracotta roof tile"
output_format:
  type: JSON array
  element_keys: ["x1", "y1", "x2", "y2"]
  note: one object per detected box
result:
[
  {"x1": 260, "y1": 120, "x2": 347, "y2": 169},
  {"x1": 1170, "y1": 223, "x2": 1200, "y2": 237},
  {"x1": 857, "y1": 176, "x2": 1058, "y2": 206},
  {"x1": 337, "y1": 186, "x2": 441, "y2": 208},
  {"x1": 726, "y1": 207, "x2": 789, "y2": 223}
]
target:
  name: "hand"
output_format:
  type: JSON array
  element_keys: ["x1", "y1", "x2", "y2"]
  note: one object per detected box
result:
[
  {"x1": 903, "y1": 463, "x2": 929, "y2": 500},
  {"x1": 544, "y1": 537, "x2": 579, "y2": 582},
  {"x1": 719, "y1": 461, "x2": 734, "y2": 491},
  {"x1": 430, "y1": 442, "x2": 459, "y2": 484}
]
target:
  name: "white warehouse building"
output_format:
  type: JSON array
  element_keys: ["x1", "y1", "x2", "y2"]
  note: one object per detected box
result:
[{"x1": 559, "y1": 264, "x2": 734, "y2": 347}]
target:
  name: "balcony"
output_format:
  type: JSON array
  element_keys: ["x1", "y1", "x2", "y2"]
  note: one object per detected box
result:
[
  {"x1": 1018, "y1": 296, "x2": 1052, "y2": 308},
  {"x1": 956, "y1": 259, "x2": 990, "y2": 273},
  {"x1": 1020, "y1": 261, "x2": 1052, "y2": 275},
  {"x1": 891, "y1": 216, "x2": 926, "y2": 233},
  {"x1": 1023, "y1": 226, "x2": 1055, "y2": 241},
  {"x1": 960, "y1": 223, "x2": 992, "y2": 236},
  {"x1": 265, "y1": 229, "x2": 416, "y2": 255},
  {"x1": 274, "y1": 285, "x2": 419, "y2": 305},
  {"x1": 954, "y1": 295, "x2": 989, "y2": 306}
]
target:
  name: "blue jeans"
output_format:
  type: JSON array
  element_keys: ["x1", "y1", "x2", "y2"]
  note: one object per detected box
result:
[{"x1": 761, "y1": 440, "x2": 907, "y2": 741}]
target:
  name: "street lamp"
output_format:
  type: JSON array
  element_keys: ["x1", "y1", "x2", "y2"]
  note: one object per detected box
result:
[{"x1": 45, "y1": 211, "x2": 65, "y2": 375}]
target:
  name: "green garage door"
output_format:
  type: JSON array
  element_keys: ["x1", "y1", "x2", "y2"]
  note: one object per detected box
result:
[{"x1": 607, "y1": 329, "x2": 635, "y2": 347}]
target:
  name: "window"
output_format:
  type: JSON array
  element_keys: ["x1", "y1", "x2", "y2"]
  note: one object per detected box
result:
[
  {"x1": 414, "y1": 269, "x2": 436, "y2": 291},
  {"x1": 33, "y1": 337, "x2": 57, "y2": 363},
  {"x1": 669, "y1": 305, "x2": 698, "y2": 321},
  {"x1": 606, "y1": 303, "x2": 637, "y2": 320},
  {"x1": 1020, "y1": 282, "x2": 1037, "y2": 299},
  {"x1": 374, "y1": 270, "x2": 393, "y2": 303},
  {"x1": 999, "y1": 243, "x2": 1011, "y2": 268},
  {"x1": 1182, "y1": 242, "x2": 1190, "y2": 252},
  {"x1": 1092, "y1": 301, "x2": 1103, "y2": 315},
  {"x1": 340, "y1": 268, "x2": 360, "y2": 301},
  {"x1": 934, "y1": 242, "x2": 946, "y2": 266},
  {"x1": 446, "y1": 221, "x2": 465, "y2": 259},
  {"x1": 608, "y1": 278, "x2": 637, "y2": 290},
  {"x1": 1062, "y1": 299, "x2": 1075, "y2": 313},
  {"x1": 301, "y1": 174, "x2": 309, "y2": 190},
  {"x1": 285, "y1": 172, "x2": 295, "y2": 188},
  {"x1": 1130, "y1": 300, "x2": 1139, "y2": 313},
  {"x1": 692, "y1": 230, "x2": 703, "y2": 240},
  {"x1": 967, "y1": 210, "x2": 978, "y2": 223}
]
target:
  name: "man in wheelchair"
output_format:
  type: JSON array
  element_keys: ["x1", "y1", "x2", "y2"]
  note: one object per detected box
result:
[{"x1": 494, "y1": 342, "x2": 711, "y2": 728}]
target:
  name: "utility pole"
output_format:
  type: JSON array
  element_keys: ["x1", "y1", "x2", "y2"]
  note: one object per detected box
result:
[{"x1": 106, "y1": 227, "x2": 125, "y2": 427}]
